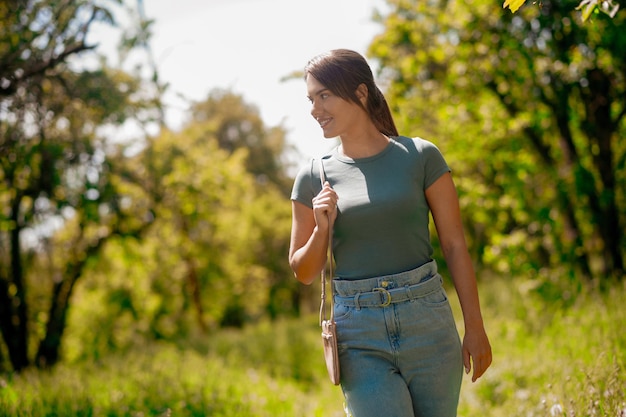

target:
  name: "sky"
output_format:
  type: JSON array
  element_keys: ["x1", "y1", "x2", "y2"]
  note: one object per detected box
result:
[{"x1": 91, "y1": 0, "x2": 389, "y2": 168}]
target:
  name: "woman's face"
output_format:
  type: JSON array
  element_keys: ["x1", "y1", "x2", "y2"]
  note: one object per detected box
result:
[{"x1": 306, "y1": 74, "x2": 364, "y2": 139}]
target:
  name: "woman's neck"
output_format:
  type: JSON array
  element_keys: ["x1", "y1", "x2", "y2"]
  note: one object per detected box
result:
[{"x1": 338, "y1": 130, "x2": 390, "y2": 159}]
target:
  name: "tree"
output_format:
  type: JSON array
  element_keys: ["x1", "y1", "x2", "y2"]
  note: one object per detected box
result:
[
  {"x1": 136, "y1": 109, "x2": 294, "y2": 330},
  {"x1": 369, "y1": 0, "x2": 625, "y2": 282},
  {"x1": 190, "y1": 89, "x2": 295, "y2": 195},
  {"x1": 0, "y1": 0, "x2": 159, "y2": 371},
  {"x1": 62, "y1": 93, "x2": 295, "y2": 360}
]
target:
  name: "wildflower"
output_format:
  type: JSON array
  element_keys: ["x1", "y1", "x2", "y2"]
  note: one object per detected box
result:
[{"x1": 550, "y1": 403, "x2": 564, "y2": 416}]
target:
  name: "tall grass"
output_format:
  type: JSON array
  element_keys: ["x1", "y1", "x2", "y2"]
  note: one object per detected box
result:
[
  {"x1": 1, "y1": 276, "x2": 624, "y2": 416},
  {"x1": 0, "y1": 320, "x2": 345, "y2": 417},
  {"x1": 456, "y1": 276, "x2": 626, "y2": 417}
]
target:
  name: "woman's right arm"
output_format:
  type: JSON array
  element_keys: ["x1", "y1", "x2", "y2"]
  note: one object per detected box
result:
[{"x1": 288, "y1": 182, "x2": 337, "y2": 285}]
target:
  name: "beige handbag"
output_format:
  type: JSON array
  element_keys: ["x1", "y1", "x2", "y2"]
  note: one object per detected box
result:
[{"x1": 319, "y1": 160, "x2": 340, "y2": 385}]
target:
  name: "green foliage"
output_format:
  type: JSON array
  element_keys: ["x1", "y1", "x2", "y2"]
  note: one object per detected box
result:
[
  {"x1": 1, "y1": 276, "x2": 624, "y2": 416},
  {"x1": 190, "y1": 89, "x2": 295, "y2": 195},
  {"x1": 0, "y1": 0, "x2": 160, "y2": 371},
  {"x1": 192, "y1": 318, "x2": 324, "y2": 384},
  {"x1": 61, "y1": 92, "x2": 295, "y2": 361},
  {"x1": 370, "y1": 0, "x2": 626, "y2": 281},
  {"x1": 503, "y1": 0, "x2": 621, "y2": 21},
  {"x1": 0, "y1": 319, "x2": 345, "y2": 417},
  {"x1": 455, "y1": 276, "x2": 626, "y2": 416},
  {"x1": 1, "y1": 0, "x2": 295, "y2": 372}
]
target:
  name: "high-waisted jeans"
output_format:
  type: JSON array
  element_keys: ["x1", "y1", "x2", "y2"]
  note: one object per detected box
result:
[{"x1": 333, "y1": 260, "x2": 463, "y2": 417}]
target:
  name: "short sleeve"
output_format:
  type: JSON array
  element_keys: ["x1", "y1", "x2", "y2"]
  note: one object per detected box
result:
[
  {"x1": 419, "y1": 139, "x2": 451, "y2": 189},
  {"x1": 290, "y1": 158, "x2": 322, "y2": 209}
]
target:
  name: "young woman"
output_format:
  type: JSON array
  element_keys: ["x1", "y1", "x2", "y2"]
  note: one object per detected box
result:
[{"x1": 289, "y1": 49, "x2": 492, "y2": 417}]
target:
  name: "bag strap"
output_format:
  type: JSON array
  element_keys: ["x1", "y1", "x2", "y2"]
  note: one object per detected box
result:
[{"x1": 319, "y1": 158, "x2": 334, "y2": 326}]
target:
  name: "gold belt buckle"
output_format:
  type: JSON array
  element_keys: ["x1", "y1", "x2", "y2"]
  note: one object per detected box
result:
[{"x1": 373, "y1": 287, "x2": 392, "y2": 307}]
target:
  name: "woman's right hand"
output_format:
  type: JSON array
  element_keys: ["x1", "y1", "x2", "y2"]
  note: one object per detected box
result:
[
  {"x1": 288, "y1": 182, "x2": 338, "y2": 285},
  {"x1": 312, "y1": 181, "x2": 338, "y2": 231}
]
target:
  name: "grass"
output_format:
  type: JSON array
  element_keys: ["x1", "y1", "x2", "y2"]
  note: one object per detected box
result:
[
  {"x1": 1, "y1": 275, "x2": 625, "y2": 416},
  {"x1": 0, "y1": 320, "x2": 345, "y2": 417},
  {"x1": 456, "y1": 276, "x2": 626, "y2": 417}
]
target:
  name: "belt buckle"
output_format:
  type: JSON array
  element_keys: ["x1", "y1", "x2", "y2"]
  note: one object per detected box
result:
[{"x1": 373, "y1": 287, "x2": 391, "y2": 307}]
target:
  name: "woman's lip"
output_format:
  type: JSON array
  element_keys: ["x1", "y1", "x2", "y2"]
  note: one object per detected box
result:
[{"x1": 318, "y1": 118, "x2": 332, "y2": 128}]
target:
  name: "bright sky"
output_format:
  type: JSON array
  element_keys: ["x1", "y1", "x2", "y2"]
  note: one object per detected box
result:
[{"x1": 114, "y1": 0, "x2": 389, "y2": 168}]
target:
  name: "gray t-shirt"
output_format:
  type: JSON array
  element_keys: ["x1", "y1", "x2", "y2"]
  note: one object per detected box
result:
[{"x1": 291, "y1": 136, "x2": 450, "y2": 280}]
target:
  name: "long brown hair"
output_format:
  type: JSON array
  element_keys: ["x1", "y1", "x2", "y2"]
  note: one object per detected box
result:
[{"x1": 304, "y1": 49, "x2": 398, "y2": 137}]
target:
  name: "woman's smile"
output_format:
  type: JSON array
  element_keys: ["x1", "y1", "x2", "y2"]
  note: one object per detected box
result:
[{"x1": 318, "y1": 117, "x2": 333, "y2": 129}]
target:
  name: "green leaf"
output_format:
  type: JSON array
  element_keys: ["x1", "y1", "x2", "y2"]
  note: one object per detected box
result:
[
  {"x1": 503, "y1": 0, "x2": 526, "y2": 13},
  {"x1": 580, "y1": 1, "x2": 598, "y2": 21}
]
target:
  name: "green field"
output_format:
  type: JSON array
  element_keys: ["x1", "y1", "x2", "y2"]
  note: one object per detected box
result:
[{"x1": 1, "y1": 276, "x2": 624, "y2": 417}]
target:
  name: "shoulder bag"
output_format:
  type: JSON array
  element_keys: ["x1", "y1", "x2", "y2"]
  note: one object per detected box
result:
[{"x1": 319, "y1": 159, "x2": 340, "y2": 385}]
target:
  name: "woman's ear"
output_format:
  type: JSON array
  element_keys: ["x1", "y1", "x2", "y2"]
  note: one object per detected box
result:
[{"x1": 356, "y1": 83, "x2": 368, "y2": 105}]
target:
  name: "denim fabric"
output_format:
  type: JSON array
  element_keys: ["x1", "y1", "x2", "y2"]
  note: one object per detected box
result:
[{"x1": 333, "y1": 260, "x2": 463, "y2": 417}]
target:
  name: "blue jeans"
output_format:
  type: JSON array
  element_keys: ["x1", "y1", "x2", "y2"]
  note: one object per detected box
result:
[{"x1": 333, "y1": 260, "x2": 463, "y2": 417}]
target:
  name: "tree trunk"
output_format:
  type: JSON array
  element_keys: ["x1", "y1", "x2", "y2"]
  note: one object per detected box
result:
[
  {"x1": 35, "y1": 237, "x2": 106, "y2": 368},
  {"x1": 0, "y1": 201, "x2": 30, "y2": 371},
  {"x1": 35, "y1": 277, "x2": 76, "y2": 368},
  {"x1": 581, "y1": 68, "x2": 624, "y2": 278},
  {"x1": 0, "y1": 278, "x2": 29, "y2": 372},
  {"x1": 185, "y1": 256, "x2": 208, "y2": 333},
  {"x1": 550, "y1": 92, "x2": 594, "y2": 280}
]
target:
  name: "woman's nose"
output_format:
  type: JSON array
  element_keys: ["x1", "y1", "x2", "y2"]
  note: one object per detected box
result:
[{"x1": 310, "y1": 101, "x2": 320, "y2": 118}]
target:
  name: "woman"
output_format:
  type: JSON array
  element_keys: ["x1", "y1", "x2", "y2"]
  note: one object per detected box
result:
[{"x1": 289, "y1": 49, "x2": 492, "y2": 417}]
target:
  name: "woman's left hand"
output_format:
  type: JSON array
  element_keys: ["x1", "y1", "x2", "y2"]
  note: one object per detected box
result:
[{"x1": 462, "y1": 324, "x2": 492, "y2": 382}]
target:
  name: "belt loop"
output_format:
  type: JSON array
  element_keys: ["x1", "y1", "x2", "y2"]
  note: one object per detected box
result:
[
  {"x1": 354, "y1": 292, "x2": 362, "y2": 310},
  {"x1": 404, "y1": 285, "x2": 413, "y2": 302}
]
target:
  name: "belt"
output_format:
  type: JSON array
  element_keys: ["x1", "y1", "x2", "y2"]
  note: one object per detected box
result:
[{"x1": 333, "y1": 261, "x2": 443, "y2": 308}]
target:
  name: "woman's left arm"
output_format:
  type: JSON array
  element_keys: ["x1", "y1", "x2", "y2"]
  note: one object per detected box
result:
[{"x1": 425, "y1": 172, "x2": 492, "y2": 382}]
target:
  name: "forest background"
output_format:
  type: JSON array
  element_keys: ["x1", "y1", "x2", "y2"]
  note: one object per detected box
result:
[{"x1": 0, "y1": 0, "x2": 625, "y2": 416}]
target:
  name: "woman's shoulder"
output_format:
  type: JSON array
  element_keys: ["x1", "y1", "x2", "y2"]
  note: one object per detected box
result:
[
  {"x1": 294, "y1": 158, "x2": 316, "y2": 180},
  {"x1": 395, "y1": 135, "x2": 438, "y2": 149},
  {"x1": 393, "y1": 136, "x2": 442, "y2": 156}
]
